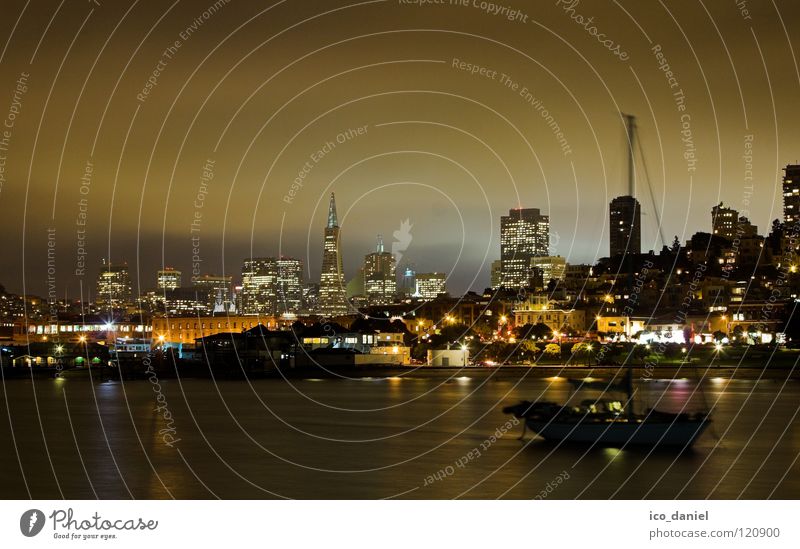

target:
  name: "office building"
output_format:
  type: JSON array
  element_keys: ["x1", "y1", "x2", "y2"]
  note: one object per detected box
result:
[
  {"x1": 95, "y1": 260, "x2": 132, "y2": 309},
  {"x1": 241, "y1": 258, "x2": 278, "y2": 315},
  {"x1": 363, "y1": 235, "x2": 396, "y2": 306},
  {"x1": 156, "y1": 268, "x2": 182, "y2": 290},
  {"x1": 500, "y1": 207, "x2": 550, "y2": 289},
  {"x1": 531, "y1": 256, "x2": 567, "y2": 284},
  {"x1": 276, "y1": 257, "x2": 303, "y2": 315},
  {"x1": 414, "y1": 272, "x2": 446, "y2": 301},
  {"x1": 192, "y1": 274, "x2": 234, "y2": 312},
  {"x1": 318, "y1": 193, "x2": 350, "y2": 317}
]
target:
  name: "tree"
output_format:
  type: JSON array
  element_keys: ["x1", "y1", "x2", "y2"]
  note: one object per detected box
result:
[
  {"x1": 631, "y1": 344, "x2": 649, "y2": 364},
  {"x1": 428, "y1": 324, "x2": 473, "y2": 348},
  {"x1": 530, "y1": 323, "x2": 553, "y2": 339},
  {"x1": 514, "y1": 340, "x2": 540, "y2": 364},
  {"x1": 412, "y1": 342, "x2": 431, "y2": 362},
  {"x1": 543, "y1": 343, "x2": 561, "y2": 360},
  {"x1": 570, "y1": 343, "x2": 593, "y2": 365},
  {"x1": 478, "y1": 341, "x2": 513, "y2": 363},
  {"x1": 471, "y1": 319, "x2": 495, "y2": 341},
  {"x1": 663, "y1": 343, "x2": 682, "y2": 360}
]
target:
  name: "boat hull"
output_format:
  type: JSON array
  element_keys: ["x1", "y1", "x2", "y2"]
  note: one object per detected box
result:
[{"x1": 526, "y1": 418, "x2": 710, "y2": 447}]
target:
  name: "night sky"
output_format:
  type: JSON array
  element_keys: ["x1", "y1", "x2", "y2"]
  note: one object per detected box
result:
[{"x1": 1, "y1": 0, "x2": 799, "y2": 297}]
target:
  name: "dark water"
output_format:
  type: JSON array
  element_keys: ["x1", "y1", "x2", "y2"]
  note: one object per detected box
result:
[{"x1": 1, "y1": 375, "x2": 798, "y2": 499}]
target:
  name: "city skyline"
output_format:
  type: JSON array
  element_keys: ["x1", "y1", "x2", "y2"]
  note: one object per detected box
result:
[
  {"x1": 2, "y1": 1, "x2": 800, "y2": 299},
  {"x1": 5, "y1": 169, "x2": 797, "y2": 313}
]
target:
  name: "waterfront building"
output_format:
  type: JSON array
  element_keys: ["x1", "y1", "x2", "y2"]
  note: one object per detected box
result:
[{"x1": 512, "y1": 295, "x2": 586, "y2": 333}]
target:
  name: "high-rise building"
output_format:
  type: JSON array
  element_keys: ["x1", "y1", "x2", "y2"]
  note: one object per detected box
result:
[
  {"x1": 609, "y1": 195, "x2": 641, "y2": 257},
  {"x1": 414, "y1": 272, "x2": 446, "y2": 301},
  {"x1": 163, "y1": 287, "x2": 209, "y2": 315},
  {"x1": 318, "y1": 193, "x2": 350, "y2": 317},
  {"x1": 95, "y1": 260, "x2": 132, "y2": 309},
  {"x1": 490, "y1": 259, "x2": 503, "y2": 290},
  {"x1": 711, "y1": 203, "x2": 738, "y2": 240},
  {"x1": 500, "y1": 208, "x2": 550, "y2": 289},
  {"x1": 398, "y1": 265, "x2": 416, "y2": 296},
  {"x1": 712, "y1": 203, "x2": 758, "y2": 241},
  {"x1": 241, "y1": 258, "x2": 277, "y2": 315},
  {"x1": 276, "y1": 257, "x2": 303, "y2": 315},
  {"x1": 530, "y1": 256, "x2": 567, "y2": 284},
  {"x1": 363, "y1": 235, "x2": 396, "y2": 306},
  {"x1": 240, "y1": 257, "x2": 303, "y2": 316},
  {"x1": 783, "y1": 164, "x2": 800, "y2": 226},
  {"x1": 191, "y1": 274, "x2": 234, "y2": 311},
  {"x1": 156, "y1": 267, "x2": 182, "y2": 290}
]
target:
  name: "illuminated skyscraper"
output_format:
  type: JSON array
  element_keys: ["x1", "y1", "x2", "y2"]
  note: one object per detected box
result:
[
  {"x1": 609, "y1": 195, "x2": 641, "y2": 257},
  {"x1": 399, "y1": 265, "x2": 416, "y2": 296},
  {"x1": 156, "y1": 267, "x2": 182, "y2": 290},
  {"x1": 191, "y1": 274, "x2": 234, "y2": 311},
  {"x1": 363, "y1": 235, "x2": 396, "y2": 306},
  {"x1": 500, "y1": 208, "x2": 549, "y2": 289},
  {"x1": 414, "y1": 272, "x2": 446, "y2": 301},
  {"x1": 95, "y1": 260, "x2": 132, "y2": 309},
  {"x1": 241, "y1": 258, "x2": 278, "y2": 315},
  {"x1": 276, "y1": 257, "x2": 303, "y2": 315},
  {"x1": 782, "y1": 164, "x2": 800, "y2": 226},
  {"x1": 530, "y1": 256, "x2": 567, "y2": 284},
  {"x1": 318, "y1": 193, "x2": 350, "y2": 317}
]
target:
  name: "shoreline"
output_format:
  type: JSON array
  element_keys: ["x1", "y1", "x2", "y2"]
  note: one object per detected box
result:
[{"x1": 3, "y1": 364, "x2": 798, "y2": 381}]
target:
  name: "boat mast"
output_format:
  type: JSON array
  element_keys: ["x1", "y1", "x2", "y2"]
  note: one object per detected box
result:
[{"x1": 625, "y1": 368, "x2": 636, "y2": 419}]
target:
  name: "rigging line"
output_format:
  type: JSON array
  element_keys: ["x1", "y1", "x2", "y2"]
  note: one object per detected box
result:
[{"x1": 635, "y1": 128, "x2": 666, "y2": 249}]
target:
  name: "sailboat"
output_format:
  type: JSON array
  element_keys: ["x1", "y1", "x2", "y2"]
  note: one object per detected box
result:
[{"x1": 502, "y1": 370, "x2": 711, "y2": 448}]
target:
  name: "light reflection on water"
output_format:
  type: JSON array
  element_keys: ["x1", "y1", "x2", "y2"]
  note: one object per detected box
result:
[{"x1": 0, "y1": 377, "x2": 797, "y2": 499}]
